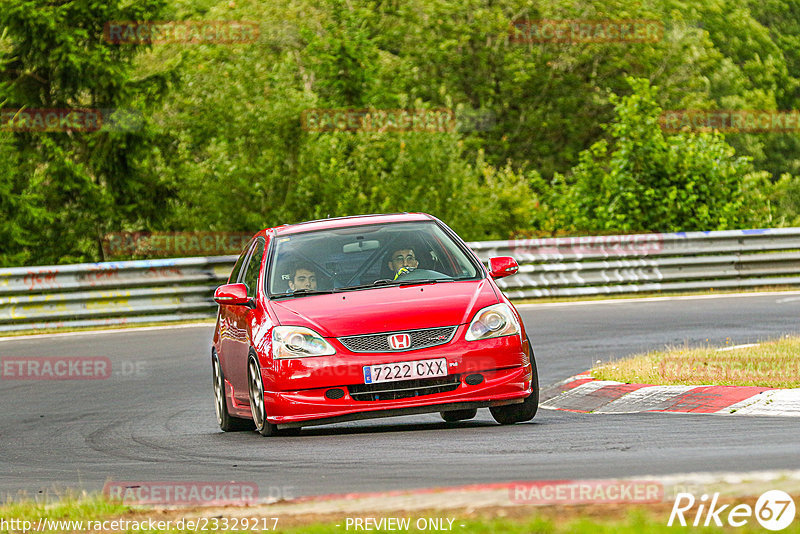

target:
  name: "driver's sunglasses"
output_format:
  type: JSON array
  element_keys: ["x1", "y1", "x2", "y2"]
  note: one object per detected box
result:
[{"x1": 393, "y1": 255, "x2": 417, "y2": 263}]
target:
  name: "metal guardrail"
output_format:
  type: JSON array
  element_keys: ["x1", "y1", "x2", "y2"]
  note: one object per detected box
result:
[
  {"x1": 1, "y1": 228, "x2": 799, "y2": 332},
  {"x1": 470, "y1": 227, "x2": 800, "y2": 298},
  {"x1": 0, "y1": 257, "x2": 236, "y2": 332}
]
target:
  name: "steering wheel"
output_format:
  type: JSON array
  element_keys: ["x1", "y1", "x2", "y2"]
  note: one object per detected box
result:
[{"x1": 394, "y1": 268, "x2": 450, "y2": 281}]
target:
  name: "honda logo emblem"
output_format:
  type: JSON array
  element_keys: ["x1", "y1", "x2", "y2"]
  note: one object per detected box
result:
[{"x1": 388, "y1": 333, "x2": 411, "y2": 350}]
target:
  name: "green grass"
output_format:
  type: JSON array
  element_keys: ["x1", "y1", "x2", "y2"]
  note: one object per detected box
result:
[
  {"x1": 591, "y1": 335, "x2": 800, "y2": 388},
  {"x1": 0, "y1": 492, "x2": 129, "y2": 525}
]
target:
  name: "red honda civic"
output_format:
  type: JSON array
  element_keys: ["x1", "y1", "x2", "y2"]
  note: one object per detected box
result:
[{"x1": 211, "y1": 213, "x2": 538, "y2": 436}]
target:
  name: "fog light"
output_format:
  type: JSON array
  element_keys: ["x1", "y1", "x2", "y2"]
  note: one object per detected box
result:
[
  {"x1": 465, "y1": 374, "x2": 484, "y2": 386},
  {"x1": 325, "y1": 388, "x2": 345, "y2": 400}
]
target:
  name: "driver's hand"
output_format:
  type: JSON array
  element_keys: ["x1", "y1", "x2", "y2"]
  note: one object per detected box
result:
[{"x1": 394, "y1": 267, "x2": 412, "y2": 280}]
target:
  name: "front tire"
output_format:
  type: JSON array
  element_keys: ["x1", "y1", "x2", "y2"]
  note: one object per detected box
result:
[
  {"x1": 248, "y1": 356, "x2": 279, "y2": 436},
  {"x1": 213, "y1": 353, "x2": 253, "y2": 432},
  {"x1": 490, "y1": 340, "x2": 539, "y2": 425}
]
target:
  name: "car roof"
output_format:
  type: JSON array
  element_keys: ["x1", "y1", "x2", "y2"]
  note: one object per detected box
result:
[{"x1": 270, "y1": 213, "x2": 435, "y2": 236}]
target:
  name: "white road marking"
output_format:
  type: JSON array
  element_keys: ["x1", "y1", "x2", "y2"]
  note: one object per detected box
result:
[
  {"x1": 593, "y1": 385, "x2": 696, "y2": 414},
  {"x1": 719, "y1": 390, "x2": 800, "y2": 417},
  {"x1": 539, "y1": 380, "x2": 622, "y2": 409},
  {"x1": 0, "y1": 322, "x2": 214, "y2": 343},
  {"x1": 516, "y1": 290, "x2": 800, "y2": 308},
  {"x1": 542, "y1": 376, "x2": 800, "y2": 417}
]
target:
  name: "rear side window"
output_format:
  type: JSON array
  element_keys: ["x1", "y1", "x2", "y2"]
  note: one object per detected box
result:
[{"x1": 243, "y1": 238, "x2": 265, "y2": 298}]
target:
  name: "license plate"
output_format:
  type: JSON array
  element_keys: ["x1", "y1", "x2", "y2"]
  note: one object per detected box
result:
[{"x1": 363, "y1": 358, "x2": 448, "y2": 384}]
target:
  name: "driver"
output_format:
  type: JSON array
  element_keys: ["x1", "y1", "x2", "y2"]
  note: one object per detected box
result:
[
  {"x1": 387, "y1": 246, "x2": 419, "y2": 280},
  {"x1": 288, "y1": 264, "x2": 318, "y2": 291}
]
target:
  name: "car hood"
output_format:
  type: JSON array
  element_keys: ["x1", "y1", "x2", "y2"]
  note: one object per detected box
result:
[{"x1": 271, "y1": 279, "x2": 499, "y2": 337}]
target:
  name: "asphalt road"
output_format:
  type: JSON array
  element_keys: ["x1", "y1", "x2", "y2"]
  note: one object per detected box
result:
[{"x1": 1, "y1": 292, "x2": 799, "y2": 501}]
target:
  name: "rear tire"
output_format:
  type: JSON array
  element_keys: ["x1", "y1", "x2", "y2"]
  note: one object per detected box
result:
[
  {"x1": 440, "y1": 408, "x2": 478, "y2": 422},
  {"x1": 213, "y1": 352, "x2": 254, "y2": 432},
  {"x1": 490, "y1": 338, "x2": 539, "y2": 425}
]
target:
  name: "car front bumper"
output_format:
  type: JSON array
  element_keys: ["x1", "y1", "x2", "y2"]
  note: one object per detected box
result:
[{"x1": 264, "y1": 364, "x2": 532, "y2": 428}]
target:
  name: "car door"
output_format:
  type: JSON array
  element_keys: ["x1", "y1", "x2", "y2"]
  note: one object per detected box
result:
[
  {"x1": 230, "y1": 237, "x2": 265, "y2": 404},
  {"x1": 218, "y1": 240, "x2": 255, "y2": 390}
]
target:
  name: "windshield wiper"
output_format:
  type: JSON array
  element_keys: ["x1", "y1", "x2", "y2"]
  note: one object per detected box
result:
[
  {"x1": 337, "y1": 278, "x2": 455, "y2": 291},
  {"x1": 395, "y1": 278, "x2": 456, "y2": 286},
  {"x1": 336, "y1": 279, "x2": 398, "y2": 291},
  {"x1": 271, "y1": 288, "x2": 338, "y2": 300}
]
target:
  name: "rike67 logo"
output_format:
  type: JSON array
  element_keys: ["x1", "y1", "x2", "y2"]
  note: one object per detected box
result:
[{"x1": 668, "y1": 490, "x2": 796, "y2": 530}]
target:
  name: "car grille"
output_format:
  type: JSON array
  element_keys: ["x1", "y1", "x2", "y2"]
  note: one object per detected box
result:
[
  {"x1": 338, "y1": 326, "x2": 457, "y2": 353},
  {"x1": 348, "y1": 375, "x2": 461, "y2": 401}
]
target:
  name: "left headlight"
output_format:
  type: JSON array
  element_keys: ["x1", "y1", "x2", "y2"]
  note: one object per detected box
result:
[
  {"x1": 465, "y1": 303, "x2": 520, "y2": 341},
  {"x1": 272, "y1": 326, "x2": 336, "y2": 359}
]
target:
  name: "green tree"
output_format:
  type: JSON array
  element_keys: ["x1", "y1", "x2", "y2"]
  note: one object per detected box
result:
[
  {"x1": 768, "y1": 173, "x2": 800, "y2": 226},
  {"x1": 554, "y1": 78, "x2": 770, "y2": 233},
  {"x1": 0, "y1": 132, "x2": 49, "y2": 266},
  {"x1": 156, "y1": 0, "x2": 541, "y2": 241},
  {"x1": 0, "y1": 0, "x2": 177, "y2": 265}
]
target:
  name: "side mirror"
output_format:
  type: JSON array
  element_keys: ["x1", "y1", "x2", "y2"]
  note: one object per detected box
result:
[
  {"x1": 214, "y1": 283, "x2": 252, "y2": 307},
  {"x1": 489, "y1": 256, "x2": 519, "y2": 279}
]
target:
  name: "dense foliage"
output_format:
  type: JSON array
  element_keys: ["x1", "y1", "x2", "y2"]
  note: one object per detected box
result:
[{"x1": 1, "y1": 0, "x2": 800, "y2": 265}]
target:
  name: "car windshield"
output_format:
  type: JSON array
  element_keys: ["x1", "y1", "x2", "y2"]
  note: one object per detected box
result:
[{"x1": 267, "y1": 221, "x2": 483, "y2": 298}]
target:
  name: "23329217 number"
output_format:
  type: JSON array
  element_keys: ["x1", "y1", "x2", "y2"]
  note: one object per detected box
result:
[{"x1": 363, "y1": 358, "x2": 447, "y2": 384}]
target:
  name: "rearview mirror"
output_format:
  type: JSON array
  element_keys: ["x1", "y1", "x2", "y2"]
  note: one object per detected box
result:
[
  {"x1": 489, "y1": 257, "x2": 519, "y2": 279},
  {"x1": 214, "y1": 283, "x2": 252, "y2": 306},
  {"x1": 343, "y1": 240, "x2": 380, "y2": 253}
]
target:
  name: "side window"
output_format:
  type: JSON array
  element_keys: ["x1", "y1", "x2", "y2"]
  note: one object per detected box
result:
[
  {"x1": 228, "y1": 242, "x2": 253, "y2": 283},
  {"x1": 243, "y1": 238, "x2": 265, "y2": 298}
]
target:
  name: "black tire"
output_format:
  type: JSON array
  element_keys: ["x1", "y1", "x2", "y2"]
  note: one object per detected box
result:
[
  {"x1": 213, "y1": 352, "x2": 254, "y2": 432},
  {"x1": 440, "y1": 408, "x2": 478, "y2": 422},
  {"x1": 248, "y1": 355, "x2": 279, "y2": 436},
  {"x1": 490, "y1": 339, "x2": 539, "y2": 425}
]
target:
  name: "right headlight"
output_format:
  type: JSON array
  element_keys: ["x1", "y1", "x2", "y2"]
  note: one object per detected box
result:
[
  {"x1": 465, "y1": 303, "x2": 520, "y2": 341},
  {"x1": 272, "y1": 326, "x2": 336, "y2": 359}
]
